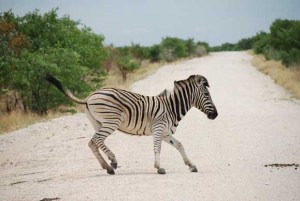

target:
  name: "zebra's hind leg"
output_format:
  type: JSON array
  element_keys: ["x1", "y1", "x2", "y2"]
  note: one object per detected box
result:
[
  {"x1": 88, "y1": 139, "x2": 115, "y2": 174},
  {"x1": 163, "y1": 135, "x2": 198, "y2": 172},
  {"x1": 86, "y1": 109, "x2": 121, "y2": 174},
  {"x1": 90, "y1": 133, "x2": 118, "y2": 174}
]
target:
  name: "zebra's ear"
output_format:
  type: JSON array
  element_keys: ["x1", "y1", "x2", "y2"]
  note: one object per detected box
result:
[
  {"x1": 203, "y1": 81, "x2": 210, "y2": 87},
  {"x1": 193, "y1": 75, "x2": 202, "y2": 85},
  {"x1": 201, "y1": 76, "x2": 210, "y2": 87}
]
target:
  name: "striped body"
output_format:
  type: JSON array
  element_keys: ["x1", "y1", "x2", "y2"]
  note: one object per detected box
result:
[{"x1": 87, "y1": 88, "x2": 176, "y2": 136}]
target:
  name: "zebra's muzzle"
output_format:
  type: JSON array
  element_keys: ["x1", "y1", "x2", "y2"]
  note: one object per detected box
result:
[{"x1": 207, "y1": 111, "x2": 218, "y2": 120}]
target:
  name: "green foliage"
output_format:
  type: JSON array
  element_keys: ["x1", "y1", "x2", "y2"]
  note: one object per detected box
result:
[
  {"x1": 197, "y1": 41, "x2": 210, "y2": 52},
  {"x1": 184, "y1": 38, "x2": 196, "y2": 56},
  {"x1": 210, "y1": 19, "x2": 300, "y2": 67},
  {"x1": 148, "y1": 45, "x2": 161, "y2": 62},
  {"x1": 210, "y1": 43, "x2": 236, "y2": 52},
  {"x1": 130, "y1": 42, "x2": 149, "y2": 61},
  {"x1": 269, "y1": 19, "x2": 300, "y2": 51},
  {"x1": 267, "y1": 19, "x2": 300, "y2": 66},
  {"x1": 160, "y1": 37, "x2": 188, "y2": 59},
  {"x1": 0, "y1": 9, "x2": 107, "y2": 114},
  {"x1": 116, "y1": 55, "x2": 139, "y2": 81},
  {"x1": 236, "y1": 38, "x2": 253, "y2": 50},
  {"x1": 252, "y1": 32, "x2": 270, "y2": 54},
  {"x1": 0, "y1": 10, "x2": 29, "y2": 95},
  {"x1": 281, "y1": 48, "x2": 300, "y2": 67},
  {"x1": 151, "y1": 37, "x2": 209, "y2": 62},
  {"x1": 252, "y1": 19, "x2": 300, "y2": 66}
]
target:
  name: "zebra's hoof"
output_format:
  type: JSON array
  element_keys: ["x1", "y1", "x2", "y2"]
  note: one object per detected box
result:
[
  {"x1": 189, "y1": 166, "x2": 198, "y2": 172},
  {"x1": 111, "y1": 162, "x2": 118, "y2": 169},
  {"x1": 107, "y1": 168, "x2": 115, "y2": 175},
  {"x1": 158, "y1": 168, "x2": 166, "y2": 174}
]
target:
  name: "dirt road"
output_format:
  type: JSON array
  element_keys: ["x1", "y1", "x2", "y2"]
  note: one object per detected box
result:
[{"x1": 1, "y1": 52, "x2": 300, "y2": 201}]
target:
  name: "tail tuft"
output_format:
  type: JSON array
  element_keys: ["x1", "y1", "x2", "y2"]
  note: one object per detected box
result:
[
  {"x1": 45, "y1": 73, "x2": 65, "y2": 94},
  {"x1": 44, "y1": 73, "x2": 87, "y2": 104}
]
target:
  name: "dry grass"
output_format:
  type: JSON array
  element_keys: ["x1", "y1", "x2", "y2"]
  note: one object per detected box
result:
[
  {"x1": 0, "y1": 110, "x2": 63, "y2": 134},
  {"x1": 251, "y1": 53, "x2": 300, "y2": 99}
]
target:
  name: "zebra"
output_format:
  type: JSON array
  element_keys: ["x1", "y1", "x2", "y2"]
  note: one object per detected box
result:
[{"x1": 45, "y1": 74, "x2": 218, "y2": 174}]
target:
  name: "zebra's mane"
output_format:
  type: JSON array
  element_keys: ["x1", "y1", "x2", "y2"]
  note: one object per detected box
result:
[
  {"x1": 157, "y1": 89, "x2": 171, "y2": 97},
  {"x1": 157, "y1": 78, "x2": 188, "y2": 97}
]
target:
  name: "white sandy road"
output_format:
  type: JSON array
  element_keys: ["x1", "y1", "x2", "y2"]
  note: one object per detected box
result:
[{"x1": 1, "y1": 52, "x2": 300, "y2": 201}]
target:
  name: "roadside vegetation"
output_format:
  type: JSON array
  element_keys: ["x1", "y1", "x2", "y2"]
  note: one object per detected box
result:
[
  {"x1": 211, "y1": 19, "x2": 300, "y2": 99},
  {"x1": 0, "y1": 9, "x2": 209, "y2": 133}
]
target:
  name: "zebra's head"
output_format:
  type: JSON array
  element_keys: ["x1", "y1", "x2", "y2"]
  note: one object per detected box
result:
[{"x1": 189, "y1": 75, "x2": 218, "y2": 120}]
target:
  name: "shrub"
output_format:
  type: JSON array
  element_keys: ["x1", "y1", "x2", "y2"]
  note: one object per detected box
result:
[
  {"x1": 116, "y1": 55, "x2": 139, "y2": 81},
  {"x1": 194, "y1": 45, "x2": 207, "y2": 57},
  {"x1": 253, "y1": 33, "x2": 270, "y2": 54},
  {"x1": 161, "y1": 37, "x2": 188, "y2": 59},
  {"x1": 0, "y1": 9, "x2": 107, "y2": 114},
  {"x1": 281, "y1": 49, "x2": 300, "y2": 67},
  {"x1": 148, "y1": 45, "x2": 161, "y2": 62},
  {"x1": 236, "y1": 37, "x2": 253, "y2": 50},
  {"x1": 160, "y1": 48, "x2": 175, "y2": 62}
]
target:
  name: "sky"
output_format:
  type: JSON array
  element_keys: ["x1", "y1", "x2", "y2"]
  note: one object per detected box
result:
[{"x1": 1, "y1": 0, "x2": 300, "y2": 47}]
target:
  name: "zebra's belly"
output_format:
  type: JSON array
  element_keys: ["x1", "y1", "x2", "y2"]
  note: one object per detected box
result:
[{"x1": 118, "y1": 122, "x2": 153, "y2": 136}]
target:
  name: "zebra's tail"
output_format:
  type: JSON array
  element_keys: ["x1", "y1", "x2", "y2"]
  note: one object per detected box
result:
[{"x1": 45, "y1": 74, "x2": 87, "y2": 104}]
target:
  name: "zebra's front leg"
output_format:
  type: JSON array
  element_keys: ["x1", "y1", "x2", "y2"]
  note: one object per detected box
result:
[
  {"x1": 153, "y1": 131, "x2": 166, "y2": 174},
  {"x1": 163, "y1": 135, "x2": 198, "y2": 172}
]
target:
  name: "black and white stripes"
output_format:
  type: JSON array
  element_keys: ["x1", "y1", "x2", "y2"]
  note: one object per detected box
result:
[{"x1": 46, "y1": 74, "x2": 218, "y2": 174}]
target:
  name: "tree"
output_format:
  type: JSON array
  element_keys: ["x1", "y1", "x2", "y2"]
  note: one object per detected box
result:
[
  {"x1": 130, "y1": 42, "x2": 148, "y2": 64},
  {"x1": 236, "y1": 37, "x2": 253, "y2": 50},
  {"x1": 184, "y1": 38, "x2": 196, "y2": 56},
  {"x1": 116, "y1": 55, "x2": 138, "y2": 81},
  {"x1": 148, "y1": 45, "x2": 161, "y2": 62},
  {"x1": 252, "y1": 32, "x2": 270, "y2": 54},
  {"x1": 0, "y1": 9, "x2": 107, "y2": 114},
  {"x1": 160, "y1": 37, "x2": 188, "y2": 60},
  {"x1": 0, "y1": 10, "x2": 29, "y2": 95}
]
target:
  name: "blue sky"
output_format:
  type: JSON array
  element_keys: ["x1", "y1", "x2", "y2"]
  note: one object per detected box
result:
[{"x1": 1, "y1": 0, "x2": 300, "y2": 46}]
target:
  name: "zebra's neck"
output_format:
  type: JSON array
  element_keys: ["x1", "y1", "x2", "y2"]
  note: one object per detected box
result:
[{"x1": 168, "y1": 84, "x2": 193, "y2": 123}]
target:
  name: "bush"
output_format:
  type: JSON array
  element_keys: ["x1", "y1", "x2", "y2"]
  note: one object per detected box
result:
[
  {"x1": 161, "y1": 37, "x2": 188, "y2": 59},
  {"x1": 184, "y1": 38, "x2": 196, "y2": 56},
  {"x1": 281, "y1": 49, "x2": 300, "y2": 67},
  {"x1": 116, "y1": 55, "x2": 139, "y2": 81},
  {"x1": 262, "y1": 46, "x2": 282, "y2": 61},
  {"x1": 160, "y1": 48, "x2": 175, "y2": 62},
  {"x1": 252, "y1": 19, "x2": 300, "y2": 67},
  {"x1": 236, "y1": 37, "x2": 253, "y2": 50},
  {"x1": 270, "y1": 19, "x2": 300, "y2": 52},
  {"x1": 210, "y1": 43, "x2": 236, "y2": 52},
  {"x1": 0, "y1": 9, "x2": 107, "y2": 114},
  {"x1": 148, "y1": 45, "x2": 161, "y2": 62},
  {"x1": 194, "y1": 45, "x2": 207, "y2": 57},
  {"x1": 253, "y1": 33, "x2": 270, "y2": 54}
]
